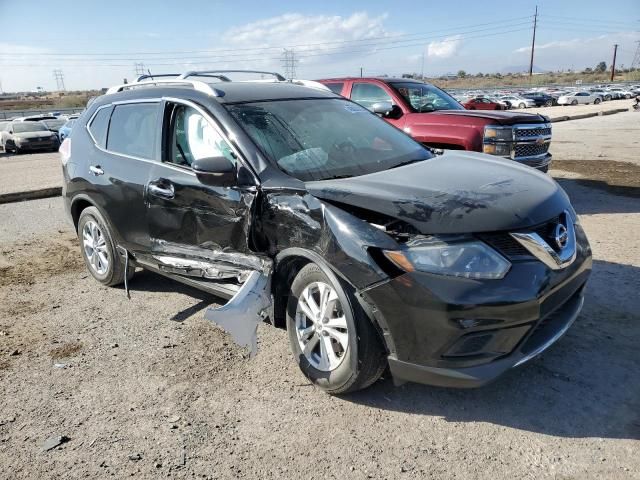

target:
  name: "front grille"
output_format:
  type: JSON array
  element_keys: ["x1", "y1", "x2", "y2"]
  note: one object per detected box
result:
[
  {"x1": 477, "y1": 216, "x2": 560, "y2": 260},
  {"x1": 514, "y1": 142, "x2": 550, "y2": 158},
  {"x1": 515, "y1": 127, "x2": 551, "y2": 138}
]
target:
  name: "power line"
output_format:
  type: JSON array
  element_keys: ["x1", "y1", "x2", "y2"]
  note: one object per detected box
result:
[
  {"x1": 52, "y1": 69, "x2": 65, "y2": 91},
  {"x1": 0, "y1": 16, "x2": 535, "y2": 59},
  {"x1": 1, "y1": 25, "x2": 534, "y2": 68}
]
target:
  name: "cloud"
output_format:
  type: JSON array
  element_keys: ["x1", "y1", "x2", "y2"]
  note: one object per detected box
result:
[
  {"x1": 427, "y1": 35, "x2": 463, "y2": 58},
  {"x1": 222, "y1": 12, "x2": 393, "y2": 64}
]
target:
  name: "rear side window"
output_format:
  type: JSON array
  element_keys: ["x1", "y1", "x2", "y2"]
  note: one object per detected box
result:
[
  {"x1": 88, "y1": 107, "x2": 112, "y2": 148},
  {"x1": 324, "y1": 82, "x2": 344, "y2": 95},
  {"x1": 107, "y1": 103, "x2": 159, "y2": 159}
]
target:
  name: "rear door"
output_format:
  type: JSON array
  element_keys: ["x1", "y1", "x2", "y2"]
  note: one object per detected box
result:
[
  {"x1": 85, "y1": 101, "x2": 160, "y2": 253},
  {"x1": 144, "y1": 98, "x2": 261, "y2": 299}
]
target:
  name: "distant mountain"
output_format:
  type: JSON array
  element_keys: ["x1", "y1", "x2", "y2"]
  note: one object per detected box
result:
[{"x1": 500, "y1": 65, "x2": 547, "y2": 74}]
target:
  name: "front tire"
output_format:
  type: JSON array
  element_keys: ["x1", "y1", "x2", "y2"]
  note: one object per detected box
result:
[
  {"x1": 518, "y1": 103, "x2": 526, "y2": 109},
  {"x1": 571, "y1": 100, "x2": 578, "y2": 106},
  {"x1": 594, "y1": 98, "x2": 601, "y2": 104},
  {"x1": 77, "y1": 206, "x2": 134, "y2": 287},
  {"x1": 286, "y1": 263, "x2": 386, "y2": 394}
]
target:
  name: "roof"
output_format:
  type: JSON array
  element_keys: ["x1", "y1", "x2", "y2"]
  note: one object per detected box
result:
[
  {"x1": 317, "y1": 77, "x2": 426, "y2": 84},
  {"x1": 210, "y1": 81, "x2": 338, "y2": 104}
]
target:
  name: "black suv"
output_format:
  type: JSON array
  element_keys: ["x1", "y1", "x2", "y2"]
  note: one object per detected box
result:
[
  {"x1": 521, "y1": 92, "x2": 556, "y2": 107},
  {"x1": 61, "y1": 70, "x2": 591, "y2": 393}
]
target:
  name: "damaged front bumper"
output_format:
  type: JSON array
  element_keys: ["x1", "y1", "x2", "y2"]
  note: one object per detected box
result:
[{"x1": 360, "y1": 245, "x2": 592, "y2": 388}]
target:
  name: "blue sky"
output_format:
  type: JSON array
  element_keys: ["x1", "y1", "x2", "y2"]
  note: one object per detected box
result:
[{"x1": 0, "y1": 0, "x2": 638, "y2": 91}]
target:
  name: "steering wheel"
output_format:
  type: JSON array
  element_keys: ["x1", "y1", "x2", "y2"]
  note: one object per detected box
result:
[{"x1": 331, "y1": 141, "x2": 357, "y2": 155}]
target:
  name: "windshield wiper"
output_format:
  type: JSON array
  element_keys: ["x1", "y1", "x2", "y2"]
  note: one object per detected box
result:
[{"x1": 389, "y1": 158, "x2": 428, "y2": 170}]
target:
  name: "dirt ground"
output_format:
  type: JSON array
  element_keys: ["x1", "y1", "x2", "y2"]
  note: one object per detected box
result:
[{"x1": 0, "y1": 117, "x2": 639, "y2": 479}]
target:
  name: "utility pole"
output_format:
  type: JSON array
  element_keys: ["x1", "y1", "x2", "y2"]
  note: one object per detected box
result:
[
  {"x1": 360, "y1": 67, "x2": 363, "y2": 77},
  {"x1": 610, "y1": 44, "x2": 618, "y2": 81},
  {"x1": 280, "y1": 49, "x2": 298, "y2": 80},
  {"x1": 528, "y1": 5, "x2": 538, "y2": 78},
  {"x1": 420, "y1": 51, "x2": 425, "y2": 80},
  {"x1": 529, "y1": 5, "x2": 538, "y2": 80},
  {"x1": 53, "y1": 69, "x2": 66, "y2": 91}
]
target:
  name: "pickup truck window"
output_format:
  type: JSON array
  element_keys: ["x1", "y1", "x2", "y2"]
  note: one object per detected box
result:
[
  {"x1": 350, "y1": 83, "x2": 394, "y2": 110},
  {"x1": 227, "y1": 98, "x2": 432, "y2": 182},
  {"x1": 390, "y1": 82, "x2": 463, "y2": 112},
  {"x1": 324, "y1": 82, "x2": 344, "y2": 95}
]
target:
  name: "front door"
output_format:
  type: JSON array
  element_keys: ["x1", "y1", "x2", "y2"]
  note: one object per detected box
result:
[{"x1": 144, "y1": 99, "x2": 261, "y2": 298}]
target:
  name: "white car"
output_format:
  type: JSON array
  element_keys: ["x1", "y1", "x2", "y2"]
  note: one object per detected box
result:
[
  {"x1": 606, "y1": 88, "x2": 633, "y2": 99},
  {"x1": 557, "y1": 92, "x2": 601, "y2": 106},
  {"x1": 499, "y1": 95, "x2": 536, "y2": 109}
]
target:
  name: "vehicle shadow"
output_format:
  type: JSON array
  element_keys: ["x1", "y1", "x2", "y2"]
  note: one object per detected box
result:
[
  {"x1": 342, "y1": 259, "x2": 640, "y2": 440},
  {"x1": 556, "y1": 177, "x2": 640, "y2": 215},
  {"x1": 125, "y1": 268, "x2": 224, "y2": 322}
]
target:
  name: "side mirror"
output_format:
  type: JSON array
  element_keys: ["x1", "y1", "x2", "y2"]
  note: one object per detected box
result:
[
  {"x1": 371, "y1": 101, "x2": 393, "y2": 116},
  {"x1": 192, "y1": 156, "x2": 236, "y2": 187}
]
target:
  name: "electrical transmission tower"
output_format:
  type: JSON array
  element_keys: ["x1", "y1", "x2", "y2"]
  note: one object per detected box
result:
[
  {"x1": 53, "y1": 69, "x2": 66, "y2": 91},
  {"x1": 631, "y1": 41, "x2": 640, "y2": 80},
  {"x1": 281, "y1": 49, "x2": 298, "y2": 80},
  {"x1": 134, "y1": 62, "x2": 147, "y2": 78}
]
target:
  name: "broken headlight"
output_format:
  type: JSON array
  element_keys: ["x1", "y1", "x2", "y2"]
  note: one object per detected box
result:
[{"x1": 383, "y1": 237, "x2": 511, "y2": 280}]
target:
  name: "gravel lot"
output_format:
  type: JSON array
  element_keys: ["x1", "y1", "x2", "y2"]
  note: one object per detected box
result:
[{"x1": 0, "y1": 115, "x2": 638, "y2": 479}]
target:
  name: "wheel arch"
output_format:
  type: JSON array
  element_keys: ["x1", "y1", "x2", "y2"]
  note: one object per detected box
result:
[
  {"x1": 272, "y1": 247, "x2": 392, "y2": 354},
  {"x1": 70, "y1": 194, "x2": 98, "y2": 232}
]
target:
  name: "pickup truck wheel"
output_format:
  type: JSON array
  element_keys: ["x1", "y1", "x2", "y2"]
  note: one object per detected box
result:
[
  {"x1": 286, "y1": 263, "x2": 386, "y2": 394},
  {"x1": 78, "y1": 206, "x2": 134, "y2": 287}
]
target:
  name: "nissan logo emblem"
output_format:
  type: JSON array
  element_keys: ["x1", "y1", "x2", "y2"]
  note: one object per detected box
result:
[{"x1": 554, "y1": 223, "x2": 569, "y2": 249}]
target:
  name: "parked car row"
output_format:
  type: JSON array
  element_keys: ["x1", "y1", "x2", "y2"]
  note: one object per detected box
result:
[{"x1": 0, "y1": 112, "x2": 81, "y2": 152}]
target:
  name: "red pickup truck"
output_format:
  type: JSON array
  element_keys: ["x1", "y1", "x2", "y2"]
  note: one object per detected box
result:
[{"x1": 318, "y1": 77, "x2": 552, "y2": 172}]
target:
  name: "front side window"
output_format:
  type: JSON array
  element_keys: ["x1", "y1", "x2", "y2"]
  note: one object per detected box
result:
[
  {"x1": 391, "y1": 82, "x2": 463, "y2": 112},
  {"x1": 227, "y1": 98, "x2": 433, "y2": 182},
  {"x1": 107, "y1": 103, "x2": 158, "y2": 159},
  {"x1": 165, "y1": 104, "x2": 235, "y2": 168},
  {"x1": 350, "y1": 83, "x2": 394, "y2": 110}
]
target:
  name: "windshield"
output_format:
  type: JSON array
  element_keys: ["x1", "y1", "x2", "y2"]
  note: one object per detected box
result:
[
  {"x1": 390, "y1": 82, "x2": 463, "y2": 112},
  {"x1": 13, "y1": 122, "x2": 48, "y2": 133},
  {"x1": 41, "y1": 119, "x2": 65, "y2": 129},
  {"x1": 227, "y1": 98, "x2": 433, "y2": 182}
]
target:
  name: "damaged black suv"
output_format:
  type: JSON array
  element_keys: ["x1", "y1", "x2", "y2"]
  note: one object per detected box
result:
[{"x1": 61, "y1": 71, "x2": 591, "y2": 394}]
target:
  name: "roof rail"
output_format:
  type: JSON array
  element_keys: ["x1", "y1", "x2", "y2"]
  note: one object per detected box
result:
[
  {"x1": 105, "y1": 79, "x2": 224, "y2": 97},
  {"x1": 178, "y1": 70, "x2": 286, "y2": 81}
]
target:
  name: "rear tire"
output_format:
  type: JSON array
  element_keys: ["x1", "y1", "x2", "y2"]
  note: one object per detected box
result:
[
  {"x1": 286, "y1": 263, "x2": 386, "y2": 394},
  {"x1": 77, "y1": 206, "x2": 134, "y2": 287}
]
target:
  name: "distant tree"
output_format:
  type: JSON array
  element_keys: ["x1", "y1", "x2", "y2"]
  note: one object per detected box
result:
[
  {"x1": 457, "y1": 70, "x2": 467, "y2": 78},
  {"x1": 402, "y1": 73, "x2": 415, "y2": 79},
  {"x1": 476, "y1": 72, "x2": 484, "y2": 77},
  {"x1": 583, "y1": 67, "x2": 593, "y2": 73},
  {"x1": 595, "y1": 61, "x2": 607, "y2": 73}
]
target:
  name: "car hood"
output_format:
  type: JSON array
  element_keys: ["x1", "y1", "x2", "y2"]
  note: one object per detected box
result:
[
  {"x1": 12, "y1": 131, "x2": 55, "y2": 140},
  {"x1": 426, "y1": 109, "x2": 548, "y2": 125},
  {"x1": 306, "y1": 151, "x2": 571, "y2": 234}
]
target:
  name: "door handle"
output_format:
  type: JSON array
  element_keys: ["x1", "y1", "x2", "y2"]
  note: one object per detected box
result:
[
  {"x1": 148, "y1": 182, "x2": 175, "y2": 199},
  {"x1": 89, "y1": 165, "x2": 104, "y2": 176}
]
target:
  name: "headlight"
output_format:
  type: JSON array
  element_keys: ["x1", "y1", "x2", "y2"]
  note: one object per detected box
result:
[
  {"x1": 484, "y1": 126, "x2": 513, "y2": 141},
  {"x1": 383, "y1": 238, "x2": 511, "y2": 279}
]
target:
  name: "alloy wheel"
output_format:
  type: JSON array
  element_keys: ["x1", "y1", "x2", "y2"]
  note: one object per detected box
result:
[
  {"x1": 82, "y1": 220, "x2": 109, "y2": 275},
  {"x1": 295, "y1": 281, "x2": 349, "y2": 371}
]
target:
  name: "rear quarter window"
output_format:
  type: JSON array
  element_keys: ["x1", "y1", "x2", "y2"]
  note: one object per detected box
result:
[
  {"x1": 324, "y1": 82, "x2": 345, "y2": 95},
  {"x1": 106, "y1": 103, "x2": 159, "y2": 159},
  {"x1": 88, "y1": 106, "x2": 112, "y2": 148}
]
